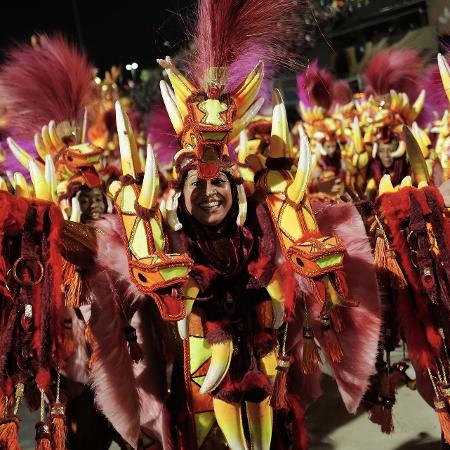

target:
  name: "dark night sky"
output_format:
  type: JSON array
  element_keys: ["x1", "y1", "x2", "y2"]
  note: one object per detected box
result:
[{"x1": 0, "y1": 0, "x2": 196, "y2": 71}]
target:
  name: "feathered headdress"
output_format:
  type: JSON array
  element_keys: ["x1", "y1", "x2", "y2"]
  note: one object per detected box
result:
[
  {"x1": 0, "y1": 34, "x2": 94, "y2": 142},
  {"x1": 0, "y1": 35, "x2": 103, "y2": 191},
  {"x1": 364, "y1": 48, "x2": 424, "y2": 102},
  {"x1": 157, "y1": 0, "x2": 301, "y2": 181}
]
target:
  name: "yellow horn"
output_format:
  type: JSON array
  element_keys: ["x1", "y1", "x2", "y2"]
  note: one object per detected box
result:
[
  {"x1": 232, "y1": 61, "x2": 264, "y2": 118},
  {"x1": 438, "y1": 53, "x2": 450, "y2": 103},
  {"x1": 115, "y1": 100, "x2": 142, "y2": 178},
  {"x1": 29, "y1": 159, "x2": 51, "y2": 201},
  {"x1": 400, "y1": 176, "x2": 412, "y2": 187},
  {"x1": 379, "y1": 174, "x2": 395, "y2": 195},
  {"x1": 7, "y1": 137, "x2": 44, "y2": 172},
  {"x1": 287, "y1": 135, "x2": 312, "y2": 205},
  {"x1": 13, "y1": 172, "x2": 30, "y2": 198},
  {"x1": 199, "y1": 340, "x2": 233, "y2": 394},
  {"x1": 34, "y1": 133, "x2": 50, "y2": 160},
  {"x1": 157, "y1": 56, "x2": 196, "y2": 120},
  {"x1": 138, "y1": 144, "x2": 159, "y2": 209},
  {"x1": 230, "y1": 97, "x2": 264, "y2": 140},
  {"x1": 269, "y1": 89, "x2": 292, "y2": 158},
  {"x1": 352, "y1": 116, "x2": 362, "y2": 154},
  {"x1": 48, "y1": 120, "x2": 64, "y2": 149},
  {"x1": 412, "y1": 89, "x2": 426, "y2": 119},
  {"x1": 160, "y1": 80, "x2": 184, "y2": 134},
  {"x1": 42, "y1": 125, "x2": 55, "y2": 153},
  {"x1": 0, "y1": 178, "x2": 8, "y2": 192},
  {"x1": 44, "y1": 155, "x2": 57, "y2": 202},
  {"x1": 70, "y1": 196, "x2": 81, "y2": 222}
]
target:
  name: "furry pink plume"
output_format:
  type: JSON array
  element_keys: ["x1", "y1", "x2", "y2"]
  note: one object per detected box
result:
[
  {"x1": 90, "y1": 214, "x2": 172, "y2": 448},
  {"x1": 332, "y1": 80, "x2": 353, "y2": 106},
  {"x1": 289, "y1": 202, "x2": 381, "y2": 414},
  {"x1": 296, "y1": 60, "x2": 334, "y2": 110},
  {"x1": 314, "y1": 201, "x2": 381, "y2": 413},
  {"x1": 188, "y1": 0, "x2": 302, "y2": 91},
  {"x1": 0, "y1": 34, "x2": 94, "y2": 140},
  {"x1": 364, "y1": 48, "x2": 424, "y2": 102},
  {"x1": 296, "y1": 61, "x2": 352, "y2": 111},
  {"x1": 146, "y1": 101, "x2": 179, "y2": 166},
  {"x1": 419, "y1": 49, "x2": 450, "y2": 127}
]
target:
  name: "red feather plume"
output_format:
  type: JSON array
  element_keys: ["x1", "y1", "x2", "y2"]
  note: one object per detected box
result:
[
  {"x1": 364, "y1": 48, "x2": 424, "y2": 102},
  {"x1": 187, "y1": 0, "x2": 302, "y2": 92},
  {"x1": 0, "y1": 34, "x2": 94, "y2": 140}
]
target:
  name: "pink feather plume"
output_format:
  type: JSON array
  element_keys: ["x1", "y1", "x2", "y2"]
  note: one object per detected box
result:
[
  {"x1": 288, "y1": 202, "x2": 381, "y2": 414},
  {"x1": 146, "y1": 101, "x2": 179, "y2": 166},
  {"x1": 89, "y1": 214, "x2": 172, "y2": 448},
  {"x1": 419, "y1": 48, "x2": 450, "y2": 127},
  {"x1": 297, "y1": 60, "x2": 353, "y2": 111},
  {"x1": 187, "y1": 0, "x2": 302, "y2": 92},
  {"x1": 0, "y1": 34, "x2": 94, "y2": 141},
  {"x1": 364, "y1": 48, "x2": 424, "y2": 102}
]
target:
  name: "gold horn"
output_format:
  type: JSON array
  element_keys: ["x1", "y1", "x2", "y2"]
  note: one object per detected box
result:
[
  {"x1": 438, "y1": 53, "x2": 450, "y2": 103},
  {"x1": 138, "y1": 144, "x2": 160, "y2": 209},
  {"x1": 230, "y1": 97, "x2": 264, "y2": 140},
  {"x1": 13, "y1": 172, "x2": 30, "y2": 198},
  {"x1": 287, "y1": 135, "x2": 312, "y2": 205},
  {"x1": 29, "y1": 159, "x2": 51, "y2": 201},
  {"x1": 269, "y1": 89, "x2": 292, "y2": 158},
  {"x1": 232, "y1": 61, "x2": 264, "y2": 119},
  {"x1": 7, "y1": 137, "x2": 44, "y2": 172},
  {"x1": 159, "y1": 80, "x2": 184, "y2": 134},
  {"x1": 200, "y1": 340, "x2": 233, "y2": 394},
  {"x1": 115, "y1": 100, "x2": 142, "y2": 178},
  {"x1": 352, "y1": 116, "x2": 362, "y2": 154},
  {"x1": 157, "y1": 56, "x2": 196, "y2": 120}
]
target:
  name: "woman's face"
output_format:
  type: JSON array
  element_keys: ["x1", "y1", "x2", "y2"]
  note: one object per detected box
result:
[
  {"x1": 183, "y1": 170, "x2": 233, "y2": 226},
  {"x1": 378, "y1": 141, "x2": 397, "y2": 169}
]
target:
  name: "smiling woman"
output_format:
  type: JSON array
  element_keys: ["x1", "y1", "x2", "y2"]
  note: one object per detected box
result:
[{"x1": 182, "y1": 170, "x2": 233, "y2": 226}]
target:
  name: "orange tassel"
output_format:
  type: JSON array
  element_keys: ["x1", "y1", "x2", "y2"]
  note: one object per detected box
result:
[
  {"x1": 50, "y1": 403, "x2": 66, "y2": 450},
  {"x1": 322, "y1": 316, "x2": 343, "y2": 364},
  {"x1": 270, "y1": 355, "x2": 290, "y2": 411},
  {"x1": 374, "y1": 235, "x2": 387, "y2": 270},
  {"x1": 0, "y1": 417, "x2": 21, "y2": 450},
  {"x1": 386, "y1": 249, "x2": 407, "y2": 289},
  {"x1": 35, "y1": 422, "x2": 52, "y2": 450},
  {"x1": 301, "y1": 326, "x2": 322, "y2": 374},
  {"x1": 61, "y1": 260, "x2": 84, "y2": 308},
  {"x1": 435, "y1": 398, "x2": 450, "y2": 444}
]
